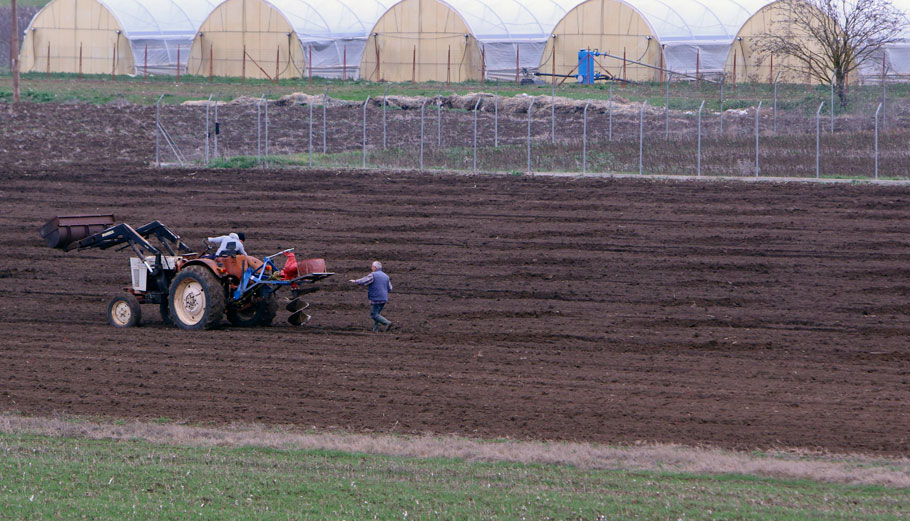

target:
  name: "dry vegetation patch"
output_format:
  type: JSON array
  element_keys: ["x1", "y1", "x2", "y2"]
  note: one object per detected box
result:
[{"x1": 2, "y1": 413, "x2": 907, "y2": 488}]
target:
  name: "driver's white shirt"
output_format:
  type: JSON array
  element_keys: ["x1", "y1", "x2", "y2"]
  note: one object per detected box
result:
[{"x1": 207, "y1": 233, "x2": 247, "y2": 256}]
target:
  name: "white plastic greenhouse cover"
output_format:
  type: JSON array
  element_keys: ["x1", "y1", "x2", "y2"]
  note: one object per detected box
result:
[
  {"x1": 96, "y1": 0, "x2": 218, "y2": 74},
  {"x1": 441, "y1": 0, "x2": 585, "y2": 79},
  {"x1": 267, "y1": 0, "x2": 398, "y2": 79},
  {"x1": 861, "y1": 0, "x2": 910, "y2": 79},
  {"x1": 620, "y1": 0, "x2": 773, "y2": 75}
]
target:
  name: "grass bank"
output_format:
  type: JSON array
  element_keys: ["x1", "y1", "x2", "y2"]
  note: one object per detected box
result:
[{"x1": 1, "y1": 415, "x2": 908, "y2": 520}]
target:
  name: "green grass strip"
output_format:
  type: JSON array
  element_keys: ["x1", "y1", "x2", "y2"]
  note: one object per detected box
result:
[{"x1": 1, "y1": 433, "x2": 906, "y2": 520}]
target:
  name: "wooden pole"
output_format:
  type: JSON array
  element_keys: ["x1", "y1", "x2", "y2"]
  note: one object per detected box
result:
[
  {"x1": 658, "y1": 46, "x2": 663, "y2": 86},
  {"x1": 242, "y1": 45, "x2": 246, "y2": 82},
  {"x1": 46, "y1": 42, "x2": 50, "y2": 78},
  {"x1": 308, "y1": 45, "x2": 312, "y2": 85},
  {"x1": 343, "y1": 45, "x2": 347, "y2": 80},
  {"x1": 882, "y1": 52, "x2": 886, "y2": 89},
  {"x1": 622, "y1": 47, "x2": 627, "y2": 82},
  {"x1": 481, "y1": 45, "x2": 485, "y2": 86},
  {"x1": 551, "y1": 37, "x2": 556, "y2": 86},
  {"x1": 732, "y1": 52, "x2": 737, "y2": 86},
  {"x1": 79, "y1": 43, "x2": 83, "y2": 79},
  {"x1": 275, "y1": 45, "x2": 279, "y2": 82},
  {"x1": 375, "y1": 37, "x2": 380, "y2": 81},
  {"x1": 144, "y1": 43, "x2": 147, "y2": 80},
  {"x1": 769, "y1": 54, "x2": 773, "y2": 84},
  {"x1": 446, "y1": 45, "x2": 451, "y2": 86},
  {"x1": 695, "y1": 48, "x2": 700, "y2": 88},
  {"x1": 412, "y1": 45, "x2": 416, "y2": 84},
  {"x1": 209, "y1": 44, "x2": 213, "y2": 81},
  {"x1": 111, "y1": 44, "x2": 116, "y2": 80},
  {"x1": 515, "y1": 44, "x2": 520, "y2": 85},
  {"x1": 11, "y1": 0, "x2": 19, "y2": 103},
  {"x1": 176, "y1": 45, "x2": 180, "y2": 83}
]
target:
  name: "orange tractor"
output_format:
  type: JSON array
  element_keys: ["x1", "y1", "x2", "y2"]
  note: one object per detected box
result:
[{"x1": 40, "y1": 215, "x2": 332, "y2": 329}]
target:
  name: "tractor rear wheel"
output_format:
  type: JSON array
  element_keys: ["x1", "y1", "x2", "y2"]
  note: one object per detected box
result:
[
  {"x1": 108, "y1": 294, "x2": 141, "y2": 328},
  {"x1": 168, "y1": 265, "x2": 225, "y2": 330},
  {"x1": 227, "y1": 291, "x2": 278, "y2": 327}
]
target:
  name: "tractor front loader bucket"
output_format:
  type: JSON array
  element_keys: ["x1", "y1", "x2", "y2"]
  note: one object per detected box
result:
[{"x1": 40, "y1": 214, "x2": 115, "y2": 250}]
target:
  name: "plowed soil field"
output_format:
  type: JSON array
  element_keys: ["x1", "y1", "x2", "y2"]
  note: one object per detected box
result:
[{"x1": 1, "y1": 103, "x2": 909, "y2": 456}]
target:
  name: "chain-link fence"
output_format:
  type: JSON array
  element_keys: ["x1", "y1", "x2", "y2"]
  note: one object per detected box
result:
[{"x1": 153, "y1": 80, "x2": 910, "y2": 180}]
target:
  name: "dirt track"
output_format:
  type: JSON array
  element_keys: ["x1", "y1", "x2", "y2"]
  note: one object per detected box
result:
[{"x1": 1, "y1": 154, "x2": 909, "y2": 456}]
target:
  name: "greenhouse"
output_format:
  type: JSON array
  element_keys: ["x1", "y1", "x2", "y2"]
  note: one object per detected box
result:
[
  {"x1": 861, "y1": 0, "x2": 910, "y2": 80},
  {"x1": 19, "y1": 0, "x2": 218, "y2": 76},
  {"x1": 187, "y1": 0, "x2": 397, "y2": 80},
  {"x1": 361, "y1": 0, "x2": 582, "y2": 83},
  {"x1": 724, "y1": 0, "x2": 860, "y2": 85},
  {"x1": 543, "y1": 0, "x2": 771, "y2": 83}
]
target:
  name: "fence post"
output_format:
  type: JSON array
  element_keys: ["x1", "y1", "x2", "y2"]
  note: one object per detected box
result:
[
  {"x1": 382, "y1": 84, "x2": 390, "y2": 150},
  {"x1": 719, "y1": 77, "x2": 725, "y2": 134},
  {"x1": 875, "y1": 102, "x2": 882, "y2": 180},
  {"x1": 264, "y1": 91, "x2": 270, "y2": 167},
  {"x1": 494, "y1": 82, "x2": 499, "y2": 147},
  {"x1": 551, "y1": 78, "x2": 556, "y2": 144},
  {"x1": 639, "y1": 101, "x2": 646, "y2": 175},
  {"x1": 773, "y1": 71, "x2": 781, "y2": 133},
  {"x1": 436, "y1": 87, "x2": 442, "y2": 147},
  {"x1": 882, "y1": 59, "x2": 887, "y2": 130},
  {"x1": 816, "y1": 102, "x2": 824, "y2": 178},
  {"x1": 608, "y1": 82, "x2": 613, "y2": 141},
  {"x1": 665, "y1": 73, "x2": 671, "y2": 140},
  {"x1": 830, "y1": 73, "x2": 835, "y2": 132},
  {"x1": 583, "y1": 100, "x2": 591, "y2": 174},
  {"x1": 323, "y1": 88, "x2": 328, "y2": 155},
  {"x1": 362, "y1": 96, "x2": 370, "y2": 168},
  {"x1": 473, "y1": 98, "x2": 481, "y2": 172},
  {"x1": 755, "y1": 100, "x2": 762, "y2": 177},
  {"x1": 527, "y1": 97, "x2": 536, "y2": 174},
  {"x1": 257, "y1": 94, "x2": 263, "y2": 165},
  {"x1": 155, "y1": 94, "x2": 164, "y2": 167},
  {"x1": 214, "y1": 97, "x2": 219, "y2": 159},
  {"x1": 516, "y1": 45, "x2": 520, "y2": 85},
  {"x1": 309, "y1": 95, "x2": 313, "y2": 167},
  {"x1": 205, "y1": 94, "x2": 213, "y2": 164},
  {"x1": 697, "y1": 100, "x2": 705, "y2": 176},
  {"x1": 256, "y1": 95, "x2": 261, "y2": 165},
  {"x1": 420, "y1": 98, "x2": 428, "y2": 171}
]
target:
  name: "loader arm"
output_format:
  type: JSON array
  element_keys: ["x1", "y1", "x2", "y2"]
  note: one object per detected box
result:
[
  {"x1": 70, "y1": 223, "x2": 159, "y2": 255},
  {"x1": 70, "y1": 221, "x2": 191, "y2": 256},
  {"x1": 134, "y1": 221, "x2": 192, "y2": 255}
]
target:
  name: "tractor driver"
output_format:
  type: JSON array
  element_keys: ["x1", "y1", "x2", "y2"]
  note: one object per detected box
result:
[{"x1": 206, "y1": 232, "x2": 247, "y2": 257}]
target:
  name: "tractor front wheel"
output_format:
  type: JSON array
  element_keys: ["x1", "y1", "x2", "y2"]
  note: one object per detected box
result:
[
  {"x1": 108, "y1": 294, "x2": 141, "y2": 328},
  {"x1": 168, "y1": 265, "x2": 225, "y2": 330}
]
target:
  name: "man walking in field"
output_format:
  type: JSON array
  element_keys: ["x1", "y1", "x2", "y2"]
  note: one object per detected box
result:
[{"x1": 350, "y1": 261, "x2": 393, "y2": 332}]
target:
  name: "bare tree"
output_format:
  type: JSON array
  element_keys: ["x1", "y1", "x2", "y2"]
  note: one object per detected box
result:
[{"x1": 755, "y1": 0, "x2": 905, "y2": 105}]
